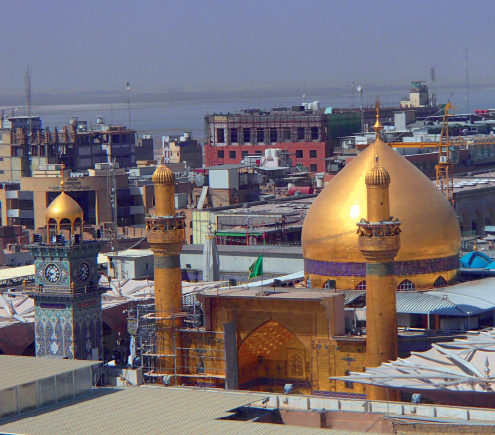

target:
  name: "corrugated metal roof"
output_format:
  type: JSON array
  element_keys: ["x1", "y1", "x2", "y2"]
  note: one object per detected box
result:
[
  {"x1": 341, "y1": 290, "x2": 366, "y2": 305},
  {"x1": 0, "y1": 386, "x2": 363, "y2": 435},
  {"x1": 0, "y1": 355, "x2": 100, "y2": 390},
  {"x1": 396, "y1": 292, "x2": 467, "y2": 316}
]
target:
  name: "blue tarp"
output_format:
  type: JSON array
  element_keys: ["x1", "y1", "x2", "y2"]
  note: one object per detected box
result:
[{"x1": 460, "y1": 251, "x2": 493, "y2": 268}]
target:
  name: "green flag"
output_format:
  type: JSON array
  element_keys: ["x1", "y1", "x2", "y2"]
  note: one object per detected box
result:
[{"x1": 248, "y1": 255, "x2": 263, "y2": 281}]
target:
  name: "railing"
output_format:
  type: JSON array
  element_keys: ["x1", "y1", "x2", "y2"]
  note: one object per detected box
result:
[{"x1": 24, "y1": 283, "x2": 100, "y2": 295}]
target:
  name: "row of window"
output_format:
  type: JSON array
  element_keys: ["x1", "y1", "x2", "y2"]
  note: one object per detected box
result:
[
  {"x1": 216, "y1": 127, "x2": 319, "y2": 144},
  {"x1": 305, "y1": 276, "x2": 447, "y2": 290},
  {"x1": 216, "y1": 149, "x2": 319, "y2": 159}
]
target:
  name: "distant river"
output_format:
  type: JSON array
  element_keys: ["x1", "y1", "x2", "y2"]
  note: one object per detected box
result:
[{"x1": 25, "y1": 87, "x2": 495, "y2": 149}]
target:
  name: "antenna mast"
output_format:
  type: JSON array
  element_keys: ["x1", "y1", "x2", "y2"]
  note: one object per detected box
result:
[
  {"x1": 430, "y1": 67, "x2": 437, "y2": 107},
  {"x1": 25, "y1": 65, "x2": 32, "y2": 137},
  {"x1": 127, "y1": 82, "x2": 131, "y2": 129},
  {"x1": 465, "y1": 48, "x2": 470, "y2": 113}
]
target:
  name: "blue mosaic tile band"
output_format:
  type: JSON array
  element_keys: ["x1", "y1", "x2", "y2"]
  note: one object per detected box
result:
[{"x1": 305, "y1": 255, "x2": 459, "y2": 277}]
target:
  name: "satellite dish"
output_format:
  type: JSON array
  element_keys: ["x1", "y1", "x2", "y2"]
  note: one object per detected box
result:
[{"x1": 195, "y1": 173, "x2": 205, "y2": 187}]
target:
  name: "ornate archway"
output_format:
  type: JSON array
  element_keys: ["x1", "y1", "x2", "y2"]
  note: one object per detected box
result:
[{"x1": 238, "y1": 319, "x2": 310, "y2": 394}]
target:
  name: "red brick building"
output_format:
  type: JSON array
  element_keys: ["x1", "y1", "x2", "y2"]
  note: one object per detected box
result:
[{"x1": 204, "y1": 107, "x2": 359, "y2": 173}]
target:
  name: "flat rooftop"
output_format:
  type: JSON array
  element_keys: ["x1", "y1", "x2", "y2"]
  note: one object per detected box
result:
[
  {"x1": 0, "y1": 355, "x2": 99, "y2": 391},
  {"x1": 0, "y1": 386, "x2": 358, "y2": 435}
]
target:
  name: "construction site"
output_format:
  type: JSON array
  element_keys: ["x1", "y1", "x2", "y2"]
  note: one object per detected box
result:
[{"x1": 126, "y1": 290, "x2": 227, "y2": 388}]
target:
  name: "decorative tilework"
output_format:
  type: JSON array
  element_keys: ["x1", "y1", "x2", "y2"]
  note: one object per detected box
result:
[
  {"x1": 313, "y1": 390, "x2": 366, "y2": 400},
  {"x1": 29, "y1": 241, "x2": 104, "y2": 361},
  {"x1": 305, "y1": 255, "x2": 459, "y2": 277},
  {"x1": 239, "y1": 378, "x2": 311, "y2": 391}
]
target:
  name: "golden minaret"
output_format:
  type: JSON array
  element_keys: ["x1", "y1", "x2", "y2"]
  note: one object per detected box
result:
[
  {"x1": 357, "y1": 101, "x2": 401, "y2": 401},
  {"x1": 147, "y1": 164, "x2": 185, "y2": 379}
]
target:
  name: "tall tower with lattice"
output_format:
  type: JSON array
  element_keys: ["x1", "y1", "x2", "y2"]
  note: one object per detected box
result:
[
  {"x1": 357, "y1": 103, "x2": 401, "y2": 400},
  {"x1": 27, "y1": 181, "x2": 104, "y2": 359},
  {"x1": 147, "y1": 165, "x2": 185, "y2": 378}
]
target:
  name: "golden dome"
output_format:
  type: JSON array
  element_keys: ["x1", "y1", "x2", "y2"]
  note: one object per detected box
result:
[
  {"x1": 302, "y1": 138, "x2": 461, "y2": 289},
  {"x1": 45, "y1": 191, "x2": 84, "y2": 222},
  {"x1": 365, "y1": 163, "x2": 390, "y2": 187},
  {"x1": 152, "y1": 165, "x2": 175, "y2": 185}
]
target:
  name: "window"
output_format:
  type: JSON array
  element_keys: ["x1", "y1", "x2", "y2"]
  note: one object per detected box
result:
[
  {"x1": 217, "y1": 150, "x2": 225, "y2": 159},
  {"x1": 397, "y1": 279, "x2": 416, "y2": 291},
  {"x1": 344, "y1": 370, "x2": 354, "y2": 389},
  {"x1": 241, "y1": 151, "x2": 249, "y2": 158},
  {"x1": 324, "y1": 280, "x2": 336, "y2": 289},
  {"x1": 39, "y1": 147, "x2": 45, "y2": 157},
  {"x1": 31, "y1": 146, "x2": 38, "y2": 157},
  {"x1": 145, "y1": 263, "x2": 149, "y2": 270},
  {"x1": 434, "y1": 276, "x2": 447, "y2": 288},
  {"x1": 255, "y1": 150, "x2": 263, "y2": 155},
  {"x1": 243, "y1": 129, "x2": 251, "y2": 143},
  {"x1": 217, "y1": 128, "x2": 225, "y2": 143},
  {"x1": 270, "y1": 129, "x2": 277, "y2": 143},
  {"x1": 257, "y1": 129, "x2": 264, "y2": 143},
  {"x1": 282, "y1": 128, "x2": 291, "y2": 141},
  {"x1": 297, "y1": 127, "x2": 305, "y2": 140},
  {"x1": 309, "y1": 150, "x2": 317, "y2": 158},
  {"x1": 355, "y1": 281, "x2": 366, "y2": 290},
  {"x1": 296, "y1": 150, "x2": 303, "y2": 158},
  {"x1": 310, "y1": 164, "x2": 317, "y2": 172},
  {"x1": 306, "y1": 277, "x2": 311, "y2": 288},
  {"x1": 311, "y1": 127, "x2": 319, "y2": 140},
  {"x1": 229, "y1": 151, "x2": 236, "y2": 159},
  {"x1": 230, "y1": 128, "x2": 238, "y2": 143}
]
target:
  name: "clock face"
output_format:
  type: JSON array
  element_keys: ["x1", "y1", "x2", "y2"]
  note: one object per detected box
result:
[
  {"x1": 44, "y1": 264, "x2": 61, "y2": 283},
  {"x1": 77, "y1": 262, "x2": 91, "y2": 281}
]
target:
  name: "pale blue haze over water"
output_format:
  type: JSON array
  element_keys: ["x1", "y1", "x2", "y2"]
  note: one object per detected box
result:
[{"x1": 18, "y1": 86, "x2": 495, "y2": 147}]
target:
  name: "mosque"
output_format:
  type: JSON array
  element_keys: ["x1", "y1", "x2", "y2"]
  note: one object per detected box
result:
[{"x1": 29, "y1": 106, "x2": 462, "y2": 401}]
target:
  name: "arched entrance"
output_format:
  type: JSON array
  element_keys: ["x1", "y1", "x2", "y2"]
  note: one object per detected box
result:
[{"x1": 238, "y1": 319, "x2": 310, "y2": 394}]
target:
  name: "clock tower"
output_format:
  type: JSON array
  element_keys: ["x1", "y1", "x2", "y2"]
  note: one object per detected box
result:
[{"x1": 26, "y1": 181, "x2": 104, "y2": 360}]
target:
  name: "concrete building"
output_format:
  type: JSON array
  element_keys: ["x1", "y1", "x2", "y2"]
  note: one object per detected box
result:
[
  {"x1": 204, "y1": 107, "x2": 360, "y2": 172},
  {"x1": 193, "y1": 164, "x2": 261, "y2": 209},
  {"x1": 163, "y1": 133, "x2": 202, "y2": 169},
  {"x1": 0, "y1": 115, "x2": 153, "y2": 182},
  {"x1": 3, "y1": 166, "x2": 148, "y2": 229},
  {"x1": 400, "y1": 81, "x2": 430, "y2": 108},
  {"x1": 192, "y1": 194, "x2": 315, "y2": 245}
]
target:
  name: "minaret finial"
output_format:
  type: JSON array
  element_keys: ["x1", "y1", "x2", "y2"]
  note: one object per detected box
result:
[
  {"x1": 60, "y1": 163, "x2": 66, "y2": 190},
  {"x1": 373, "y1": 97, "x2": 384, "y2": 139}
]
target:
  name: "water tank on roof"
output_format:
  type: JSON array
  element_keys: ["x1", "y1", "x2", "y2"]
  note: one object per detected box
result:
[
  {"x1": 265, "y1": 149, "x2": 271, "y2": 158},
  {"x1": 273, "y1": 148, "x2": 282, "y2": 158}
]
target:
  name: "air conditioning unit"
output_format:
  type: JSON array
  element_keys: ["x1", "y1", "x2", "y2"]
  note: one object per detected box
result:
[{"x1": 439, "y1": 156, "x2": 448, "y2": 163}]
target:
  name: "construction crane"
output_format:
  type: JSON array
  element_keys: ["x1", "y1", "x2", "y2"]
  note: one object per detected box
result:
[{"x1": 358, "y1": 103, "x2": 495, "y2": 205}]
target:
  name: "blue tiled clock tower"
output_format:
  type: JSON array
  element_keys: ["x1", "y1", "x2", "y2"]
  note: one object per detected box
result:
[{"x1": 27, "y1": 181, "x2": 104, "y2": 360}]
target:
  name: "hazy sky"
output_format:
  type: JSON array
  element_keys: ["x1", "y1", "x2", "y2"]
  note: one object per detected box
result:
[{"x1": 2, "y1": 0, "x2": 495, "y2": 95}]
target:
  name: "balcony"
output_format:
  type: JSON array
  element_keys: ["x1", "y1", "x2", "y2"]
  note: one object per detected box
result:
[{"x1": 7, "y1": 209, "x2": 34, "y2": 219}]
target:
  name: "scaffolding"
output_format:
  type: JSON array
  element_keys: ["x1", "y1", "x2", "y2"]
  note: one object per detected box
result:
[{"x1": 127, "y1": 292, "x2": 226, "y2": 387}]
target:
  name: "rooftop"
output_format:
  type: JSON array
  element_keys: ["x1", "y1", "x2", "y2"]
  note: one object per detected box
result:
[
  {"x1": 0, "y1": 355, "x2": 99, "y2": 391},
  {"x1": 0, "y1": 386, "x2": 362, "y2": 435}
]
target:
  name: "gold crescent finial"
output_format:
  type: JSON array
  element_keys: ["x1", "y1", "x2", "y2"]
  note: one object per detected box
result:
[{"x1": 372, "y1": 97, "x2": 384, "y2": 139}]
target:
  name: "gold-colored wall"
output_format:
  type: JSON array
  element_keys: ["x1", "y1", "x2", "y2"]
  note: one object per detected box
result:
[
  {"x1": 306, "y1": 268, "x2": 458, "y2": 291},
  {"x1": 185, "y1": 294, "x2": 366, "y2": 396}
]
